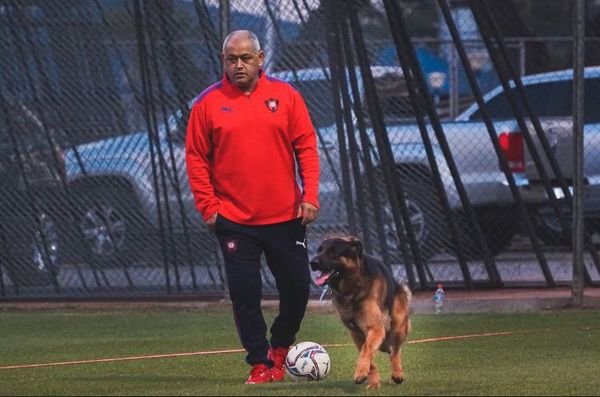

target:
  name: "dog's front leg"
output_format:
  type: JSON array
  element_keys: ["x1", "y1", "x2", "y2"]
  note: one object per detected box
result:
[{"x1": 354, "y1": 326, "x2": 385, "y2": 385}]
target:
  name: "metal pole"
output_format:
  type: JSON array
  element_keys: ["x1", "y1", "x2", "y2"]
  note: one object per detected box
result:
[
  {"x1": 438, "y1": 0, "x2": 546, "y2": 289},
  {"x1": 572, "y1": 0, "x2": 585, "y2": 307},
  {"x1": 476, "y1": 0, "x2": 597, "y2": 281},
  {"x1": 519, "y1": 40, "x2": 526, "y2": 76},
  {"x1": 263, "y1": 0, "x2": 277, "y2": 73},
  {"x1": 450, "y1": 47, "x2": 458, "y2": 119},
  {"x1": 383, "y1": 0, "x2": 473, "y2": 287},
  {"x1": 219, "y1": 0, "x2": 230, "y2": 45},
  {"x1": 145, "y1": 1, "x2": 183, "y2": 293},
  {"x1": 470, "y1": 0, "x2": 555, "y2": 286},
  {"x1": 192, "y1": 0, "x2": 221, "y2": 80},
  {"x1": 134, "y1": 0, "x2": 172, "y2": 294},
  {"x1": 339, "y1": 16, "x2": 394, "y2": 264},
  {"x1": 331, "y1": 20, "x2": 372, "y2": 251},
  {"x1": 346, "y1": 1, "x2": 421, "y2": 289},
  {"x1": 324, "y1": 1, "x2": 357, "y2": 236},
  {"x1": 385, "y1": 0, "x2": 497, "y2": 286}
]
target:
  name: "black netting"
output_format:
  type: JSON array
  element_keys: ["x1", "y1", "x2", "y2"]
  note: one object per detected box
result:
[{"x1": 1, "y1": 0, "x2": 599, "y2": 299}]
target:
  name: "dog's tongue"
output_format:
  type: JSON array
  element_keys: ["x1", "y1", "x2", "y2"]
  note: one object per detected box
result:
[{"x1": 315, "y1": 271, "x2": 331, "y2": 286}]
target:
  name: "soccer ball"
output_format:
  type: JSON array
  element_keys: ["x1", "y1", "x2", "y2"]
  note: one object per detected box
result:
[{"x1": 285, "y1": 341, "x2": 331, "y2": 381}]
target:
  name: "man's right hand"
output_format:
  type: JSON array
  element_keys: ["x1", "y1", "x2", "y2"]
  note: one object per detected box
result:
[{"x1": 206, "y1": 213, "x2": 218, "y2": 231}]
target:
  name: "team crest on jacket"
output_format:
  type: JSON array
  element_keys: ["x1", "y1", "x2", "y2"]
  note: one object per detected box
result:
[{"x1": 265, "y1": 98, "x2": 279, "y2": 113}]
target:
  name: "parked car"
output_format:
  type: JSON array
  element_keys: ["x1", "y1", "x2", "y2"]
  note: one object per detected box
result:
[
  {"x1": 63, "y1": 110, "x2": 210, "y2": 265},
  {"x1": 318, "y1": 66, "x2": 600, "y2": 260},
  {"x1": 456, "y1": 66, "x2": 600, "y2": 247},
  {"x1": 0, "y1": 138, "x2": 67, "y2": 287}
]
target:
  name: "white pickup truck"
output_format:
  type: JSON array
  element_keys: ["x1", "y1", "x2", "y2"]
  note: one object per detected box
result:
[
  {"x1": 459, "y1": 67, "x2": 600, "y2": 247},
  {"x1": 369, "y1": 66, "x2": 600, "y2": 258}
]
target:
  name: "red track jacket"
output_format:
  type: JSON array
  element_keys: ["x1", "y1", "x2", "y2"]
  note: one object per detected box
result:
[{"x1": 185, "y1": 71, "x2": 320, "y2": 225}]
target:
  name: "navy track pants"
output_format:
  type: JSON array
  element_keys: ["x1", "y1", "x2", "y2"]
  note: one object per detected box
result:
[{"x1": 215, "y1": 215, "x2": 311, "y2": 366}]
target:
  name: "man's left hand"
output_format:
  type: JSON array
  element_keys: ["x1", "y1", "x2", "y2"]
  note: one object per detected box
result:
[{"x1": 297, "y1": 202, "x2": 319, "y2": 225}]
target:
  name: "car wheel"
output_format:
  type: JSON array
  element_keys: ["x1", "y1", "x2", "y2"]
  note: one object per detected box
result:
[
  {"x1": 455, "y1": 207, "x2": 519, "y2": 259},
  {"x1": 531, "y1": 206, "x2": 569, "y2": 246},
  {"x1": 587, "y1": 218, "x2": 600, "y2": 237},
  {"x1": 529, "y1": 206, "x2": 594, "y2": 247},
  {"x1": 384, "y1": 168, "x2": 447, "y2": 263},
  {"x1": 5, "y1": 211, "x2": 59, "y2": 287},
  {"x1": 76, "y1": 183, "x2": 146, "y2": 264}
]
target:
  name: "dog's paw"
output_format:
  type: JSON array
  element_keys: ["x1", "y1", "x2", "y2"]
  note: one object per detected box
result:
[
  {"x1": 354, "y1": 362, "x2": 370, "y2": 384},
  {"x1": 367, "y1": 371, "x2": 381, "y2": 388},
  {"x1": 366, "y1": 380, "x2": 381, "y2": 389},
  {"x1": 392, "y1": 375, "x2": 405, "y2": 384},
  {"x1": 354, "y1": 374, "x2": 368, "y2": 384}
]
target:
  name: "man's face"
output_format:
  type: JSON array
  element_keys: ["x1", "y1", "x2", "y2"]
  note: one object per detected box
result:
[{"x1": 222, "y1": 35, "x2": 264, "y2": 93}]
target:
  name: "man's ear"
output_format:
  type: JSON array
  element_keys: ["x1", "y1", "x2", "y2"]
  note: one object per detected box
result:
[{"x1": 257, "y1": 50, "x2": 265, "y2": 67}]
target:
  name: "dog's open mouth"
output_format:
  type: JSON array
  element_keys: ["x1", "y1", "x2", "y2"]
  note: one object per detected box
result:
[{"x1": 315, "y1": 270, "x2": 336, "y2": 286}]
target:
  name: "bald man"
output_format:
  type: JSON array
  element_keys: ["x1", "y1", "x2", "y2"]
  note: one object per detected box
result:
[{"x1": 186, "y1": 30, "x2": 320, "y2": 384}]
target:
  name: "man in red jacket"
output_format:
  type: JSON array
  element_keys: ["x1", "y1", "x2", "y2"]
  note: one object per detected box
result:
[{"x1": 185, "y1": 30, "x2": 320, "y2": 384}]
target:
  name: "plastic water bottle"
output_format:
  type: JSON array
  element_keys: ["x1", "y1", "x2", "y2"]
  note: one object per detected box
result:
[{"x1": 433, "y1": 284, "x2": 445, "y2": 314}]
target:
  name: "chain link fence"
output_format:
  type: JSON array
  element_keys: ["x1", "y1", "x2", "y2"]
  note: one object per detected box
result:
[{"x1": 1, "y1": 0, "x2": 599, "y2": 299}]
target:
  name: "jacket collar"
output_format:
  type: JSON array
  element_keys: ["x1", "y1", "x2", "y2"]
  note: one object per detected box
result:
[{"x1": 222, "y1": 69, "x2": 266, "y2": 96}]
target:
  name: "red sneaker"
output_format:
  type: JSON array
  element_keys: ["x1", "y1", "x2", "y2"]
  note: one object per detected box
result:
[
  {"x1": 245, "y1": 363, "x2": 272, "y2": 385},
  {"x1": 268, "y1": 346, "x2": 289, "y2": 382}
]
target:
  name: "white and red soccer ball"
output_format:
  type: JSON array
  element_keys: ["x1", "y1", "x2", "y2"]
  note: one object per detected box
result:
[{"x1": 285, "y1": 341, "x2": 331, "y2": 381}]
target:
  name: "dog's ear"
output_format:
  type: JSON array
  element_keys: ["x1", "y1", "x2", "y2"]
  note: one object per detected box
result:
[{"x1": 348, "y1": 237, "x2": 363, "y2": 259}]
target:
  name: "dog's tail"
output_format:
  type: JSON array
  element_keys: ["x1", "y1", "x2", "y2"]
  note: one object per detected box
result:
[
  {"x1": 394, "y1": 281, "x2": 412, "y2": 306},
  {"x1": 404, "y1": 284, "x2": 413, "y2": 335},
  {"x1": 400, "y1": 283, "x2": 412, "y2": 304},
  {"x1": 394, "y1": 282, "x2": 412, "y2": 335},
  {"x1": 401, "y1": 283, "x2": 412, "y2": 303}
]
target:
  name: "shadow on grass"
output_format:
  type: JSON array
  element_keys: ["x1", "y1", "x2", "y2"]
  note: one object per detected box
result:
[
  {"x1": 265, "y1": 379, "x2": 378, "y2": 394},
  {"x1": 62, "y1": 375, "x2": 202, "y2": 383}
]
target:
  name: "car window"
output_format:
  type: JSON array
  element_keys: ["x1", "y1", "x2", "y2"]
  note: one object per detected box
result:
[
  {"x1": 285, "y1": 69, "x2": 408, "y2": 129},
  {"x1": 469, "y1": 77, "x2": 600, "y2": 123}
]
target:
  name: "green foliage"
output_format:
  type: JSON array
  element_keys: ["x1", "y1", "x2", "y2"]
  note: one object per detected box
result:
[{"x1": 1, "y1": 308, "x2": 599, "y2": 395}]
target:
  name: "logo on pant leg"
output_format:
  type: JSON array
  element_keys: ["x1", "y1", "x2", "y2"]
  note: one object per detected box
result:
[{"x1": 225, "y1": 240, "x2": 238, "y2": 253}]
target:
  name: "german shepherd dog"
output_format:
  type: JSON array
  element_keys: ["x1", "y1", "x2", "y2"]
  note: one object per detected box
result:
[{"x1": 309, "y1": 236, "x2": 411, "y2": 389}]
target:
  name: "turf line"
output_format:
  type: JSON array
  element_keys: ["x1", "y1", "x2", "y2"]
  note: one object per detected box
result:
[
  {"x1": 0, "y1": 348, "x2": 247, "y2": 370},
  {"x1": 1, "y1": 327, "x2": 595, "y2": 370},
  {"x1": 406, "y1": 330, "x2": 518, "y2": 344}
]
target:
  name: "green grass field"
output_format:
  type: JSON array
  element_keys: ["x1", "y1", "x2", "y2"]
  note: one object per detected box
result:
[{"x1": 1, "y1": 306, "x2": 599, "y2": 396}]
